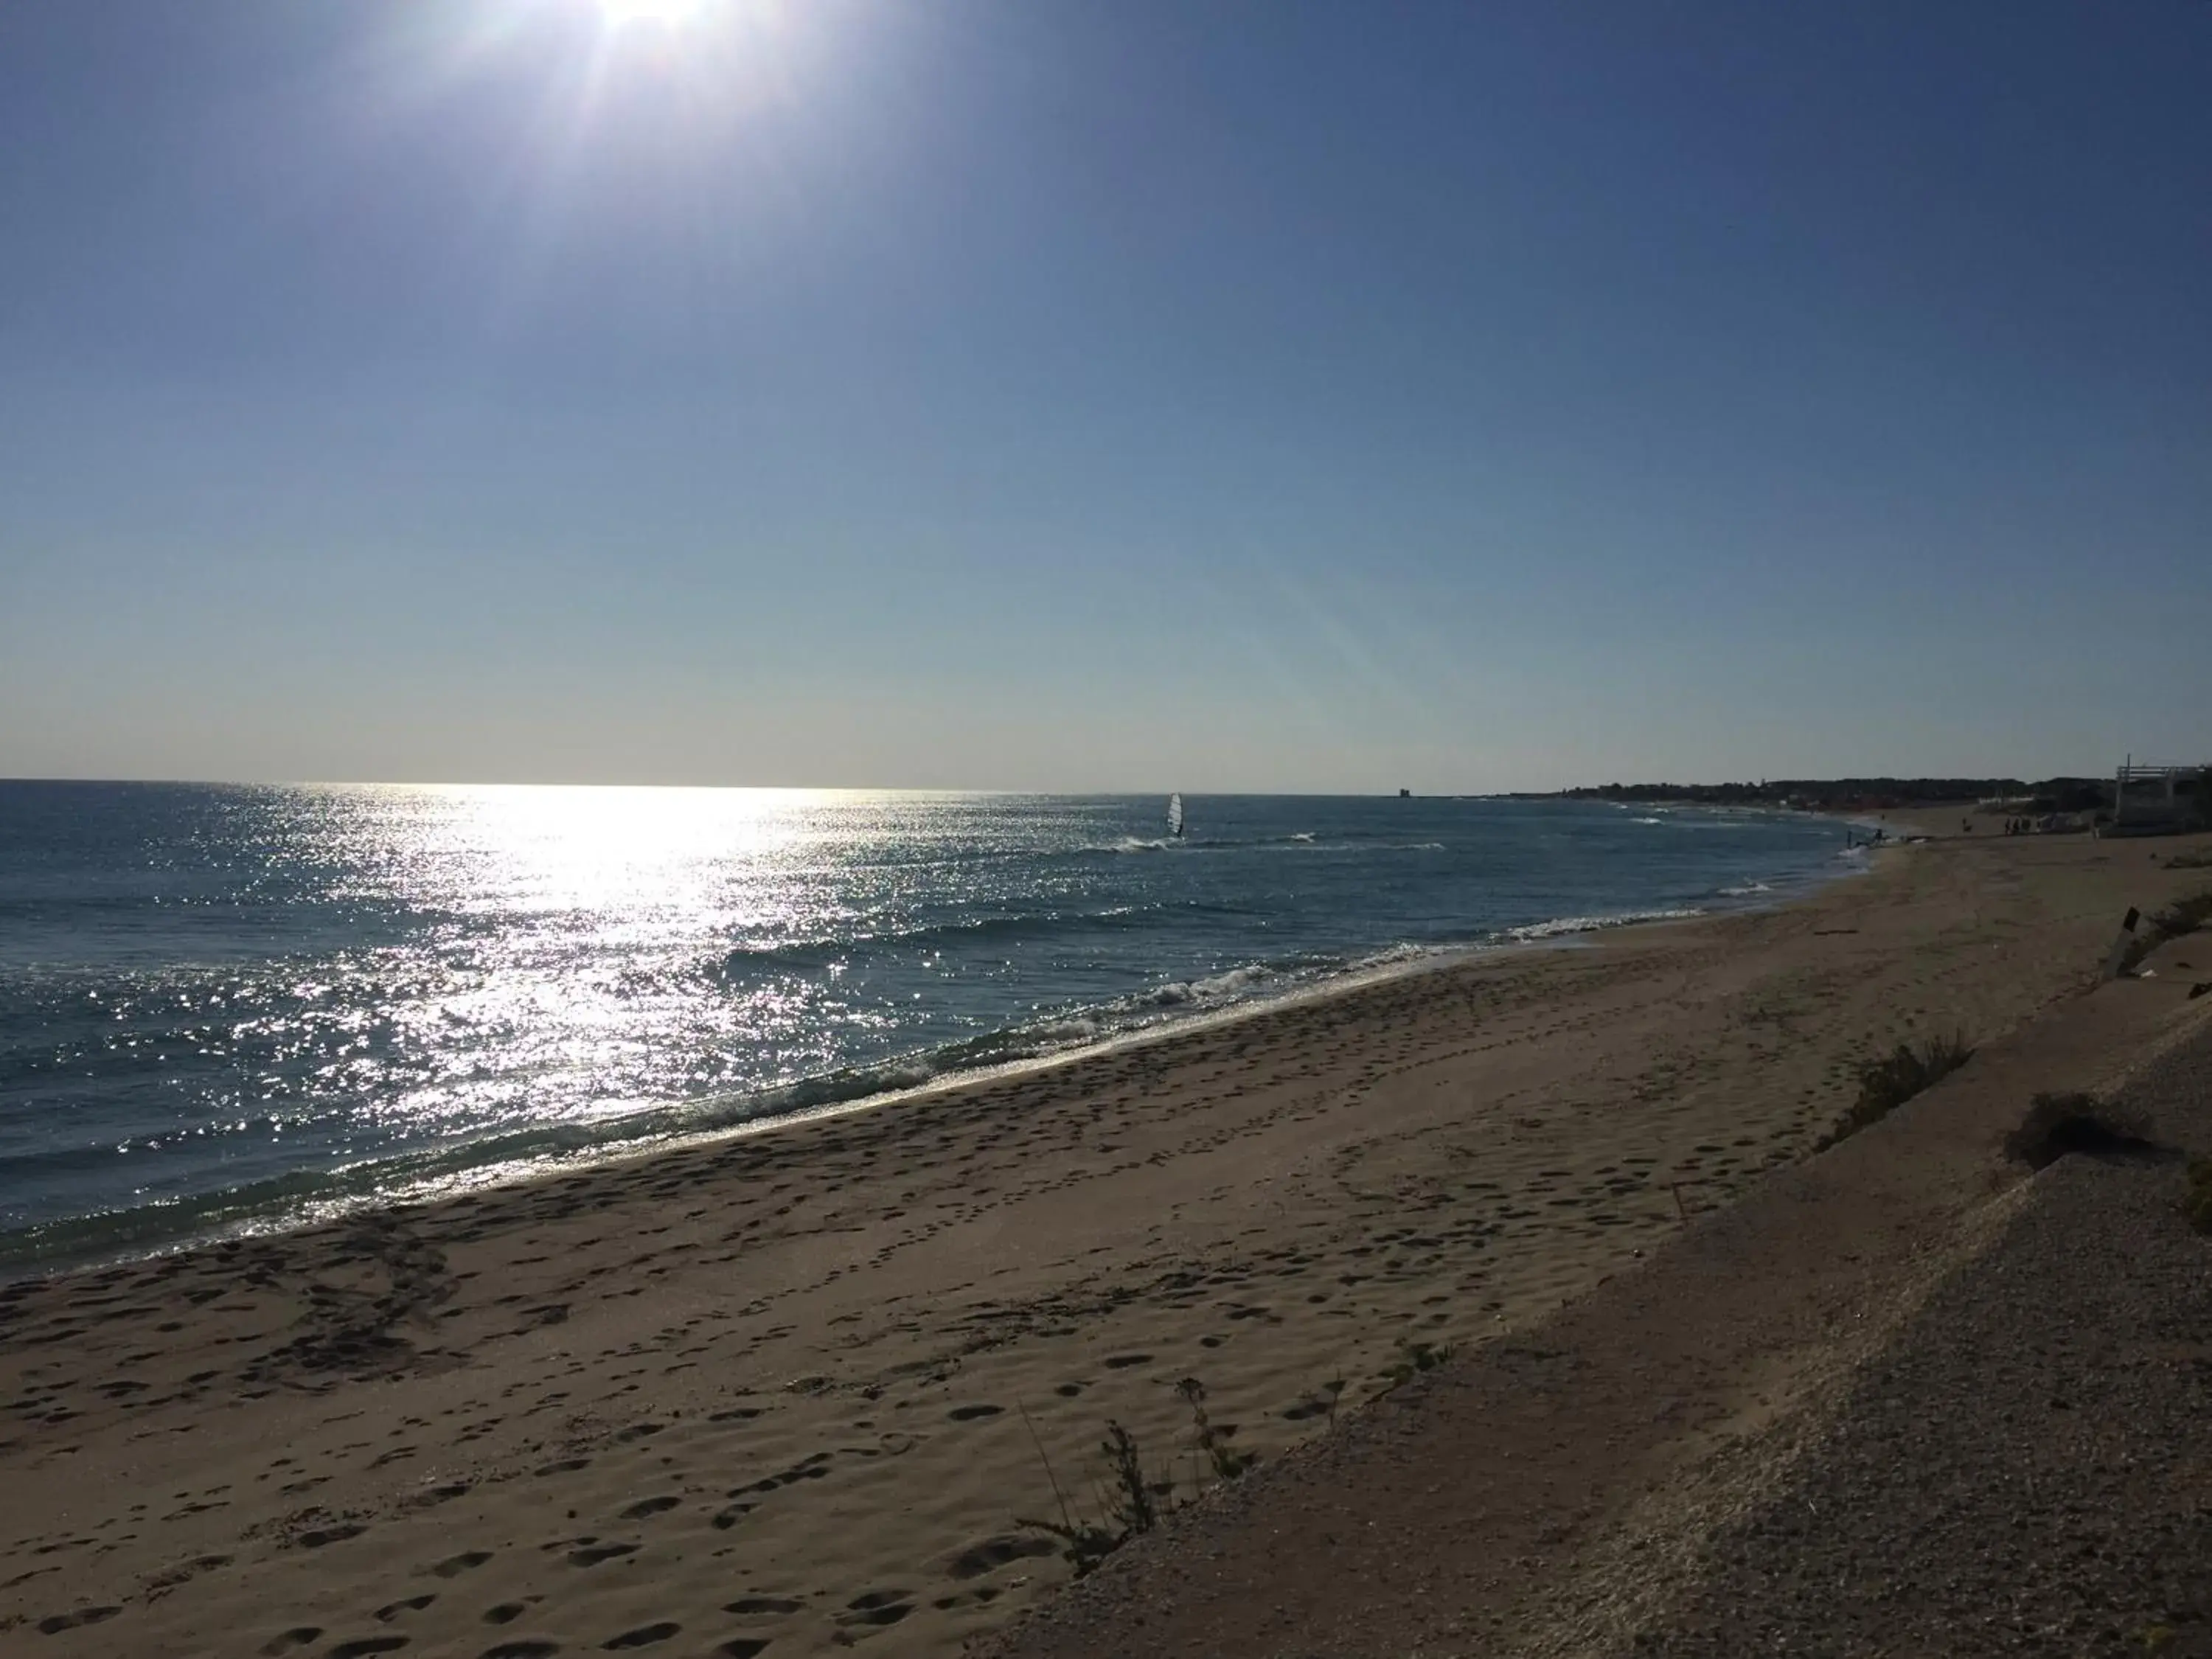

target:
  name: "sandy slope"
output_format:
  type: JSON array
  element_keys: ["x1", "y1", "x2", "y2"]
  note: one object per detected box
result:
[{"x1": 2, "y1": 824, "x2": 2204, "y2": 1659}]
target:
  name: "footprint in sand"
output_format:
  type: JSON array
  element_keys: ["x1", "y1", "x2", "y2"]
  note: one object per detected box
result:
[
  {"x1": 481, "y1": 1644, "x2": 560, "y2": 1659},
  {"x1": 38, "y1": 1607, "x2": 121, "y2": 1634},
  {"x1": 716, "y1": 1642, "x2": 771, "y2": 1658},
  {"x1": 936, "y1": 1585, "x2": 1012, "y2": 1610},
  {"x1": 375, "y1": 1594, "x2": 437, "y2": 1622},
  {"x1": 619, "y1": 1495, "x2": 681, "y2": 1519},
  {"x1": 722, "y1": 1596, "x2": 802, "y2": 1615},
  {"x1": 946, "y1": 1404, "x2": 1003, "y2": 1422},
  {"x1": 328, "y1": 1639, "x2": 409, "y2": 1658},
  {"x1": 1101, "y1": 1354, "x2": 1152, "y2": 1369},
  {"x1": 947, "y1": 1534, "x2": 1057, "y2": 1579},
  {"x1": 836, "y1": 1590, "x2": 913, "y2": 1630},
  {"x1": 602, "y1": 1623, "x2": 681, "y2": 1648},
  {"x1": 431, "y1": 1551, "x2": 494, "y2": 1578},
  {"x1": 260, "y1": 1631, "x2": 321, "y2": 1655},
  {"x1": 569, "y1": 1542, "x2": 639, "y2": 1567},
  {"x1": 483, "y1": 1603, "x2": 527, "y2": 1624}
]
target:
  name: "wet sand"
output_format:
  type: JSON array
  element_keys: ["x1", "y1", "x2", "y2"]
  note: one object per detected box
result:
[{"x1": 4, "y1": 819, "x2": 2205, "y2": 1658}]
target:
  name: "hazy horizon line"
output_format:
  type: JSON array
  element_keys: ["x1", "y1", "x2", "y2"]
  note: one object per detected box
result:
[{"x1": 0, "y1": 771, "x2": 2118, "y2": 796}]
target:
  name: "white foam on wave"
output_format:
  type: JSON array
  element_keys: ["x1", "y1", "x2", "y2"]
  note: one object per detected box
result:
[
  {"x1": 1018, "y1": 1015, "x2": 1104, "y2": 1046},
  {"x1": 1141, "y1": 963, "x2": 1279, "y2": 1009},
  {"x1": 1506, "y1": 907, "x2": 1704, "y2": 942}
]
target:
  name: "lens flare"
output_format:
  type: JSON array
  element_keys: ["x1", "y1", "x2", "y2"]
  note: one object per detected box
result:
[{"x1": 598, "y1": 0, "x2": 705, "y2": 25}]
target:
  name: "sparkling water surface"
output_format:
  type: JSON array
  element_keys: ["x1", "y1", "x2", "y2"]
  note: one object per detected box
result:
[{"x1": 0, "y1": 783, "x2": 1857, "y2": 1263}]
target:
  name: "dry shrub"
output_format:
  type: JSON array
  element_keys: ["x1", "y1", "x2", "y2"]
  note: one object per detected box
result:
[
  {"x1": 1815, "y1": 1032, "x2": 1975, "y2": 1151},
  {"x1": 2004, "y1": 1091, "x2": 2167, "y2": 1170}
]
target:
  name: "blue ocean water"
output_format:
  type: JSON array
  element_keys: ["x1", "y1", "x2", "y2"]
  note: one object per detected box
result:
[{"x1": 0, "y1": 783, "x2": 1860, "y2": 1265}]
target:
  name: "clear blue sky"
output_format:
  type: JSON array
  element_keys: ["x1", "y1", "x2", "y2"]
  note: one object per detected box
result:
[{"x1": 2, "y1": 1, "x2": 2205, "y2": 791}]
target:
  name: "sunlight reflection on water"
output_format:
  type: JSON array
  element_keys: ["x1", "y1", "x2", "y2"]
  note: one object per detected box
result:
[{"x1": 0, "y1": 785, "x2": 1857, "y2": 1256}]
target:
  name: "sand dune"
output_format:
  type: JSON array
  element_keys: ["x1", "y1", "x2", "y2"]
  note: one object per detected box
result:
[{"x1": 4, "y1": 822, "x2": 2205, "y2": 1659}]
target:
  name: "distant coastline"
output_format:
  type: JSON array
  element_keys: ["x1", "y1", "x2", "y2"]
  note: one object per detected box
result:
[{"x1": 1522, "y1": 774, "x2": 2114, "y2": 815}]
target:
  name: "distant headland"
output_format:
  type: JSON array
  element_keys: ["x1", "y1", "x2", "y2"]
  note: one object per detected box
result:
[{"x1": 1533, "y1": 776, "x2": 2113, "y2": 813}]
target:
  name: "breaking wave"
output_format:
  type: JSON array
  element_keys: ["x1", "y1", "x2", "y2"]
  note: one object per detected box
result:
[{"x1": 1503, "y1": 907, "x2": 1705, "y2": 942}]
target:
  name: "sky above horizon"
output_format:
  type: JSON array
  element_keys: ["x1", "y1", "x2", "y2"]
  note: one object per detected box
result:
[{"x1": 2, "y1": 1, "x2": 2207, "y2": 793}]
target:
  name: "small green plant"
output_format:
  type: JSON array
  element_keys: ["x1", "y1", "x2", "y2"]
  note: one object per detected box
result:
[
  {"x1": 1175, "y1": 1377, "x2": 1256, "y2": 1482},
  {"x1": 1380, "y1": 1337, "x2": 1455, "y2": 1390},
  {"x1": 1014, "y1": 1402, "x2": 1133, "y2": 1579},
  {"x1": 1814, "y1": 1031, "x2": 1975, "y2": 1150},
  {"x1": 2185, "y1": 1160, "x2": 2212, "y2": 1235},
  {"x1": 1097, "y1": 1420, "x2": 1162, "y2": 1537},
  {"x1": 1016, "y1": 1416, "x2": 1178, "y2": 1579},
  {"x1": 1321, "y1": 1371, "x2": 1346, "y2": 1430}
]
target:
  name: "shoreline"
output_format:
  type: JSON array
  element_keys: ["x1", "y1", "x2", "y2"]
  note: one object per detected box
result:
[
  {"x1": 9, "y1": 816, "x2": 2197, "y2": 1658},
  {"x1": 1, "y1": 829, "x2": 1860, "y2": 1277}
]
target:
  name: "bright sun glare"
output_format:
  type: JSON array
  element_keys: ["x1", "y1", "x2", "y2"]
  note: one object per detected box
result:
[{"x1": 597, "y1": 0, "x2": 705, "y2": 25}]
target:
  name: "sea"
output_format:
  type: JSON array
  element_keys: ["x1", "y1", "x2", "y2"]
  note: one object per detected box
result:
[{"x1": 0, "y1": 783, "x2": 1864, "y2": 1269}]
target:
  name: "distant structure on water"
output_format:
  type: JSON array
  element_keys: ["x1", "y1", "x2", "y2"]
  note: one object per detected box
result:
[{"x1": 1398, "y1": 787, "x2": 1411, "y2": 798}]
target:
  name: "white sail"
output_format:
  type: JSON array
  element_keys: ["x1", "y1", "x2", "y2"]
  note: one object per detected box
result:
[{"x1": 1167, "y1": 793, "x2": 1184, "y2": 838}]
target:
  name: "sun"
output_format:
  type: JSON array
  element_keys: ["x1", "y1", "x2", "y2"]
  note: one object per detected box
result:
[{"x1": 597, "y1": 0, "x2": 706, "y2": 26}]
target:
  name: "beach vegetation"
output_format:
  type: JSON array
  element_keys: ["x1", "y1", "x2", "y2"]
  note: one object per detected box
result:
[
  {"x1": 1379, "y1": 1337, "x2": 1456, "y2": 1391},
  {"x1": 1814, "y1": 1032, "x2": 1975, "y2": 1150},
  {"x1": 1016, "y1": 1368, "x2": 1352, "y2": 1578},
  {"x1": 1020, "y1": 1385, "x2": 1273, "y2": 1582},
  {"x1": 1099, "y1": 1420, "x2": 1165, "y2": 1536},
  {"x1": 2003, "y1": 1092, "x2": 2166, "y2": 1169},
  {"x1": 1015, "y1": 1419, "x2": 1164, "y2": 1580},
  {"x1": 1175, "y1": 1376, "x2": 1256, "y2": 1482}
]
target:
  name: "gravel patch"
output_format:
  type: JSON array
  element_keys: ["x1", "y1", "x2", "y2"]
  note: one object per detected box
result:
[{"x1": 1589, "y1": 1023, "x2": 2212, "y2": 1657}]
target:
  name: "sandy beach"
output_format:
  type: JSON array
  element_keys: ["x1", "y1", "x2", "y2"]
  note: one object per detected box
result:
[{"x1": 4, "y1": 819, "x2": 2208, "y2": 1659}]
